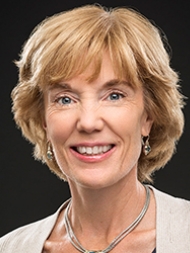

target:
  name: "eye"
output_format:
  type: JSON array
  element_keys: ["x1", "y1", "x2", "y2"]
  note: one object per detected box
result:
[
  {"x1": 108, "y1": 92, "x2": 124, "y2": 101},
  {"x1": 56, "y1": 96, "x2": 73, "y2": 105}
]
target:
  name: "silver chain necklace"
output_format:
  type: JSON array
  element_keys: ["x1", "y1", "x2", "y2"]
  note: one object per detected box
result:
[{"x1": 64, "y1": 184, "x2": 150, "y2": 253}]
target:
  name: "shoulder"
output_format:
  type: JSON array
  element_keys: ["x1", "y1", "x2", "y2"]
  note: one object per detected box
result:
[
  {"x1": 150, "y1": 186, "x2": 190, "y2": 252},
  {"x1": 0, "y1": 214, "x2": 56, "y2": 253},
  {"x1": 0, "y1": 200, "x2": 69, "y2": 253},
  {"x1": 151, "y1": 185, "x2": 190, "y2": 214}
]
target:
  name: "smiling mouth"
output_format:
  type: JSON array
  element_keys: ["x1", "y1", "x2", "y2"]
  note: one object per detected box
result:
[{"x1": 72, "y1": 145, "x2": 114, "y2": 155}]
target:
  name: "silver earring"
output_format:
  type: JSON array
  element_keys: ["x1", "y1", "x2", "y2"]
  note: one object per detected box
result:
[
  {"x1": 47, "y1": 142, "x2": 53, "y2": 160},
  {"x1": 142, "y1": 136, "x2": 151, "y2": 156}
]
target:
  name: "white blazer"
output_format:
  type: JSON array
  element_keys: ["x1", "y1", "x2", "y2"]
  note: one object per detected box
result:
[{"x1": 0, "y1": 186, "x2": 190, "y2": 252}]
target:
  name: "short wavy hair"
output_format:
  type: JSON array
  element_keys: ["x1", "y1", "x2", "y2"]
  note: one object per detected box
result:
[{"x1": 12, "y1": 5, "x2": 184, "y2": 182}]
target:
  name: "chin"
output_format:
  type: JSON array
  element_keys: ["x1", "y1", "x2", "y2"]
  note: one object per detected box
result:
[{"x1": 68, "y1": 170, "x2": 122, "y2": 190}]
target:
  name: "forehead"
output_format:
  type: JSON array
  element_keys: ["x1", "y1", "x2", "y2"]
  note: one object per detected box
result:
[
  {"x1": 76, "y1": 52, "x2": 116, "y2": 82},
  {"x1": 44, "y1": 50, "x2": 141, "y2": 92},
  {"x1": 41, "y1": 51, "x2": 142, "y2": 99}
]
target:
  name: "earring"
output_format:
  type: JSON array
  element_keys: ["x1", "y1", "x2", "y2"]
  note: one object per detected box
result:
[
  {"x1": 142, "y1": 135, "x2": 151, "y2": 156},
  {"x1": 47, "y1": 142, "x2": 53, "y2": 160}
]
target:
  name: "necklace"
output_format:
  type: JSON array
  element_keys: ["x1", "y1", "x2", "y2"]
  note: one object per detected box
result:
[{"x1": 64, "y1": 184, "x2": 150, "y2": 253}]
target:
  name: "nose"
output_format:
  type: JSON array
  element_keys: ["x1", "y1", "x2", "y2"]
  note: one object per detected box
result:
[{"x1": 76, "y1": 104, "x2": 104, "y2": 133}]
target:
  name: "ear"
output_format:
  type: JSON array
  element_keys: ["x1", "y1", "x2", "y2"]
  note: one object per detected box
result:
[
  {"x1": 42, "y1": 92, "x2": 48, "y2": 131},
  {"x1": 141, "y1": 112, "x2": 153, "y2": 137},
  {"x1": 42, "y1": 118, "x2": 47, "y2": 129},
  {"x1": 42, "y1": 116, "x2": 50, "y2": 140}
]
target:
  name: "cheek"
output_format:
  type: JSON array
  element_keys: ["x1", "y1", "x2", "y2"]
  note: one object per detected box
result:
[
  {"x1": 111, "y1": 108, "x2": 143, "y2": 137},
  {"x1": 45, "y1": 111, "x2": 75, "y2": 143},
  {"x1": 115, "y1": 109, "x2": 144, "y2": 154}
]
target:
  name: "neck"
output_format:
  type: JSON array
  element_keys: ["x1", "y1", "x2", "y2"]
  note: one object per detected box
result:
[{"x1": 67, "y1": 178, "x2": 146, "y2": 249}]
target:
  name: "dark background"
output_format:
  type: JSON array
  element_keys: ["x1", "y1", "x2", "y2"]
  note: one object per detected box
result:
[{"x1": 0, "y1": 0, "x2": 189, "y2": 237}]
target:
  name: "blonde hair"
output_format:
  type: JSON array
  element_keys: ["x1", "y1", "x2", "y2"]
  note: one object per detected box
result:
[{"x1": 12, "y1": 5, "x2": 184, "y2": 182}]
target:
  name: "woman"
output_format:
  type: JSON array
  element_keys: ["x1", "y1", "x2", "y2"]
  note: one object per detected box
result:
[{"x1": 0, "y1": 4, "x2": 189, "y2": 253}]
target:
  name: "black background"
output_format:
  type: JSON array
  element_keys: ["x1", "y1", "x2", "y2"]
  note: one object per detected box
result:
[{"x1": 0, "y1": 0, "x2": 189, "y2": 237}]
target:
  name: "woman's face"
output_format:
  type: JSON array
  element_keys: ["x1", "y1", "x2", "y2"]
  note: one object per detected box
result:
[{"x1": 44, "y1": 54, "x2": 152, "y2": 189}]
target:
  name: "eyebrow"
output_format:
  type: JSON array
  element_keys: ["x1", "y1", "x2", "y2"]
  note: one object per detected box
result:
[
  {"x1": 48, "y1": 83, "x2": 72, "y2": 91},
  {"x1": 102, "y1": 79, "x2": 130, "y2": 88},
  {"x1": 48, "y1": 79, "x2": 130, "y2": 91}
]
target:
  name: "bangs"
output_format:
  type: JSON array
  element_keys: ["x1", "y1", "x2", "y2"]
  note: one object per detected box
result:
[{"x1": 32, "y1": 9, "x2": 141, "y2": 90}]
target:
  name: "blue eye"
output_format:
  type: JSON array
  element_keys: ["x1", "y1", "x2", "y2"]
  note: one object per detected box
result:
[
  {"x1": 109, "y1": 93, "x2": 123, "y2": 100},
  {"x1": 59, "y1": 96, "x2": 72, "y2": 105}
]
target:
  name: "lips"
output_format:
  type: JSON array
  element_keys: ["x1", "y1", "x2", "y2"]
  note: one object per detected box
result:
[
  {"x1": 71, "y1": 143, "x2": 114, "y2": 156},
  {"x1": 75, "y1": 145, "x2": 113, "y2": 155},
  {"x1": 70, "y1": 143, "x2": 115, "y2": 162}
]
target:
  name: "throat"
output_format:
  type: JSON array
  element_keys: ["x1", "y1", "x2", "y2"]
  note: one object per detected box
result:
[{"x1": 64, "y1": 185, "x2": 150, "y2": 253}]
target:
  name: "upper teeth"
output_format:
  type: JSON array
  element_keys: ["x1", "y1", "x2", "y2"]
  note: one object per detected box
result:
[{"x1": 76, "y1": 145, "x2": 112, "y2": 155}]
